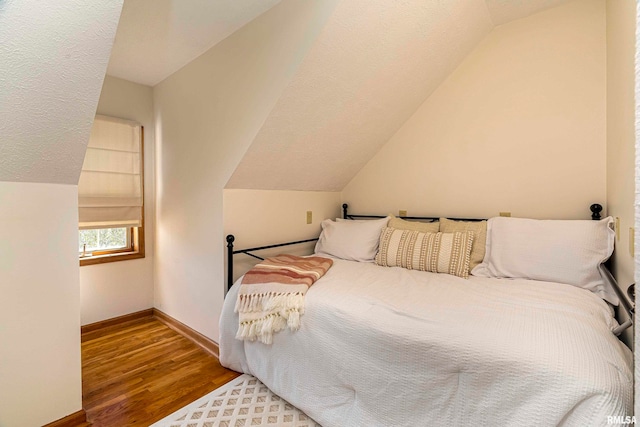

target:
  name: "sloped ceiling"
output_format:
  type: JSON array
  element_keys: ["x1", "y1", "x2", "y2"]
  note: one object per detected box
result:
[
  {"x1": 104, "y1": 0, "x2": 575, "y2": 191},
  {"x1": 107, "y1": 0, "x2": 281, "y2": 86},
  {"x1": 0, "y1": 0, "x2": 124, "y2": 185},
  {"x1": 485, "y1": 0, "x2": 573, "y2": 25},
  {"x1": 226, "y1": 0, "x2": 574, "y2": 191}
]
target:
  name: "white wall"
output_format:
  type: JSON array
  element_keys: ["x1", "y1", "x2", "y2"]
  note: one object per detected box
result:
[
  {"x1": 342, "y1": 0, "x2": 606, "y2": 220},
  {"x1": 0, "y1": 1, "x2": 122, "y2": 425},
  {"x1": 634, "y1": 0, "x2": 640, "y2": 417},
  {"x1": 153, "y1": 0, "x2": 339, "y2": 341},
  {"x1": 223, "y1": 190, "x2": 341, "y2": 284},
  {"x1": 80, "y1": 76, "x2": 156, "y2": 325},
  {"x1": 606, "y1": 0, "x2": 636, "y2": 294},
  {"x1": 0, "y1": 182, "x2": 82, "y2": 427},
  {"x1": 606, "y1": 0, "x2": 636, "y2": 348}
]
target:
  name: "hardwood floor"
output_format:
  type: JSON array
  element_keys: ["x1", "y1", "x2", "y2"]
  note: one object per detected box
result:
[{"x1": 81, "y1": 316, "x2": 240, "y2": 426}]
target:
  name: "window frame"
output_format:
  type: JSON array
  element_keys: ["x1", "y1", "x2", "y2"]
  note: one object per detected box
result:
[
  {"x1": 79, "y1": 126, "x2": 145, "y2": 266},
  {"x1": 79, "y1": 226, "x2": 132, "y2": 255}
]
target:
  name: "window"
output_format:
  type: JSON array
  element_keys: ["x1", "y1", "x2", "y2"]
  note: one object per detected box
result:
[{"x1": 78, "y1": 115, "x2": 145, "y2": 265}]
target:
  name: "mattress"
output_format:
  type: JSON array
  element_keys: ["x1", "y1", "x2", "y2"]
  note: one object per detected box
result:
[{"x1": 219, "y1": 258, "x2": 633, "y2": 427}]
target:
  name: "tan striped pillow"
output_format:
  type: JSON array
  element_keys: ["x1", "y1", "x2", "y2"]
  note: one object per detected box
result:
[
  {"x1": 374, "y1": 227, "x2": 474, "y2": 278},
  {"x1": 439, "y1": 218, "x2": 487, "y2": 271}
]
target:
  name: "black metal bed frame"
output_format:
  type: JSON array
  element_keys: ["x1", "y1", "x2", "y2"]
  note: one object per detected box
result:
[
  {"x1": 225, "y1": 202, "x2": 633, "y2": 333},
  {"x1": 225, "y1": 203, "x2": 482, "y2": 290},
  {"x1": 226, "y1": 234, "x2": 319, "y2": 290},
  {"x1": 226, "y1": 203, "x2": 608, "y2": 291}
]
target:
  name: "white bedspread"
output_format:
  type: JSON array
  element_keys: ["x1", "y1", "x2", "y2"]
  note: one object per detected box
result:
[{"x1": 220, "y1": 258, "x2": 632, "y2": 427}]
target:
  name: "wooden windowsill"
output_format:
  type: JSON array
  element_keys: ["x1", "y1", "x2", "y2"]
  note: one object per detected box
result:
[
  {"x1": 80, "y1": 224, "x2": 145, "y2": 266},
  {"x1": 80, "y1": 250, "x2": 144, "y2": 266}
]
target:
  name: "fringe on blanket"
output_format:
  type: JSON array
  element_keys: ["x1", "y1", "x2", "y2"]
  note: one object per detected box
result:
[{"x1": 235, "y1": 292, "x2": 306, "y2": 344}]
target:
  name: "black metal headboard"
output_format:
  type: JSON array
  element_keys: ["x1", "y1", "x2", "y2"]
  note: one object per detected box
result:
[
  {"x1": 225, "y1": 203, "x2": 484, "y2": 290},
  {"x1": 342, "y1": 203, "x2": 485, "y2": 222},
  {"x1": 226, "y1": 202, "x2": 606, "y2": 291}
]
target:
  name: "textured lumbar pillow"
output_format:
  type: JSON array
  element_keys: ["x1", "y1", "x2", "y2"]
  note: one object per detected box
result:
[{"x1": 375, "y1": 227, "x2": 474, "y2": 278}]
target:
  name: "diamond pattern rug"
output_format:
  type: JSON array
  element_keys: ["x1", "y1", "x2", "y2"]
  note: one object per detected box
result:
[{"x1": 150, "y1": 374, "x2": 320, "y2": 427}]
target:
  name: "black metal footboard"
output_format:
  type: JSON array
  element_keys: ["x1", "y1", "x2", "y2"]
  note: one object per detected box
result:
[{"x1": 226, "y1": 235, "x2": 319, "y2": 291}]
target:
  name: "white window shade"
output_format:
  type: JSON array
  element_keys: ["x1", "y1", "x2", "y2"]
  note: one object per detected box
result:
[{"x1": 79, "y1": 115, "x2": 143, "y2": 230}]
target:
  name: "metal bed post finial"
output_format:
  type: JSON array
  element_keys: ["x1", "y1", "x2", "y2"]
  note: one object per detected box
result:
[
  {"x1": 590, "y1": 204, "x2": 602, "y2": 220},
  {"x1": 342, "y1": 203, "x2": 348, "y2": 219},
  {"x1": 226, "y1": 235, "x2": 235, "y2": 291}
]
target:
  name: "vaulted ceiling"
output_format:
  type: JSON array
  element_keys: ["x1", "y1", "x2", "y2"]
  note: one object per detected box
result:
[
  {"x1": 227, "y1": 0, "x2": 493, "y2": 191},
  {"x1": 107, "y1": 0, "x2": 282, "y2": 86},
  {"x1": 0, "y1": 0, "x2": 123, "y2": 185},
  {"x1": 226, "y1": 0, "x2": 575, "y2": 191},
  {"x1": 0, "y1": 0, "x2": 577, "y2": 189}
]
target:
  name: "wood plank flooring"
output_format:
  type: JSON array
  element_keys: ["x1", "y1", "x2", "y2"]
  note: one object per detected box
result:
[{"x1": 81, "y1": 316, "x2": 240, "y2": 426}]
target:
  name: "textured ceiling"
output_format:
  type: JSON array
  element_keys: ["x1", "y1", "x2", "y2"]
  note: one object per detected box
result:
[
  {"x1": 0, "y1": 0, "x2": 575, "y2": 189},
  {"x1": 485, "y1": 0, "x2": 573, "y2": 25},
  {"x1": 226, "y1": 0, "x2": 575, "y2": 191},
  {"x1": 226, "y1": 0, "x2": 493, "y2": 191},
  {"x1": 0, "y1": 0, "x2": 124, "y2": 185},
  {"x1": 107, "y1": 0, "x2": 281, "y2": 86},
  {"x1": 103, "y1": 0, "x2": 575, "y2": 191}
]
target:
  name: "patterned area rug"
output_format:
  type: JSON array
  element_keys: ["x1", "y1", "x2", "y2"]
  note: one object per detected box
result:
[{"x1": 150, "y1": 374, "x2": 320, "y2": 427}]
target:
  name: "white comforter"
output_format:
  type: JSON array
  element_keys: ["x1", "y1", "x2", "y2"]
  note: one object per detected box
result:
[{"x1": 219, "y1": 258, "x2": 632, "y2": 427}]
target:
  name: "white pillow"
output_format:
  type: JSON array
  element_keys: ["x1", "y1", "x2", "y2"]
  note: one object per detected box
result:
[
  {"x1": 315, "y1": 216, "x2": 390, "y2": 262},
  {"x1": 471, "y1": 216, "x2": 617, "y2": 304}
]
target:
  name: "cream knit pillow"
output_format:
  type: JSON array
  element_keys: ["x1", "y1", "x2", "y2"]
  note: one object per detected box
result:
[
  {"x1": 439, "y1": 218, "x2": 487, "y2": 271},
  {"x1": 388, "y1": 215, "x2": 439, "y2": 233}
]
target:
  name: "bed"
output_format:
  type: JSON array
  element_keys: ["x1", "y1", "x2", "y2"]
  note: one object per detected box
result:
[{"x1": 219, "y1": 204, "x2": 633, "y2": 427}]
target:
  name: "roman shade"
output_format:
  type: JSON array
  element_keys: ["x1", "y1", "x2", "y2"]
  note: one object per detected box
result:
[{"x1": 78, "y1": 115, "x2": 143, "y2": 229}]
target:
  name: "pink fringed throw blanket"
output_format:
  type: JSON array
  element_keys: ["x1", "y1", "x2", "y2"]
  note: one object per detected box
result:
[{"x1": 235, "y1": 254, "x2": 333, "y2": 344}]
